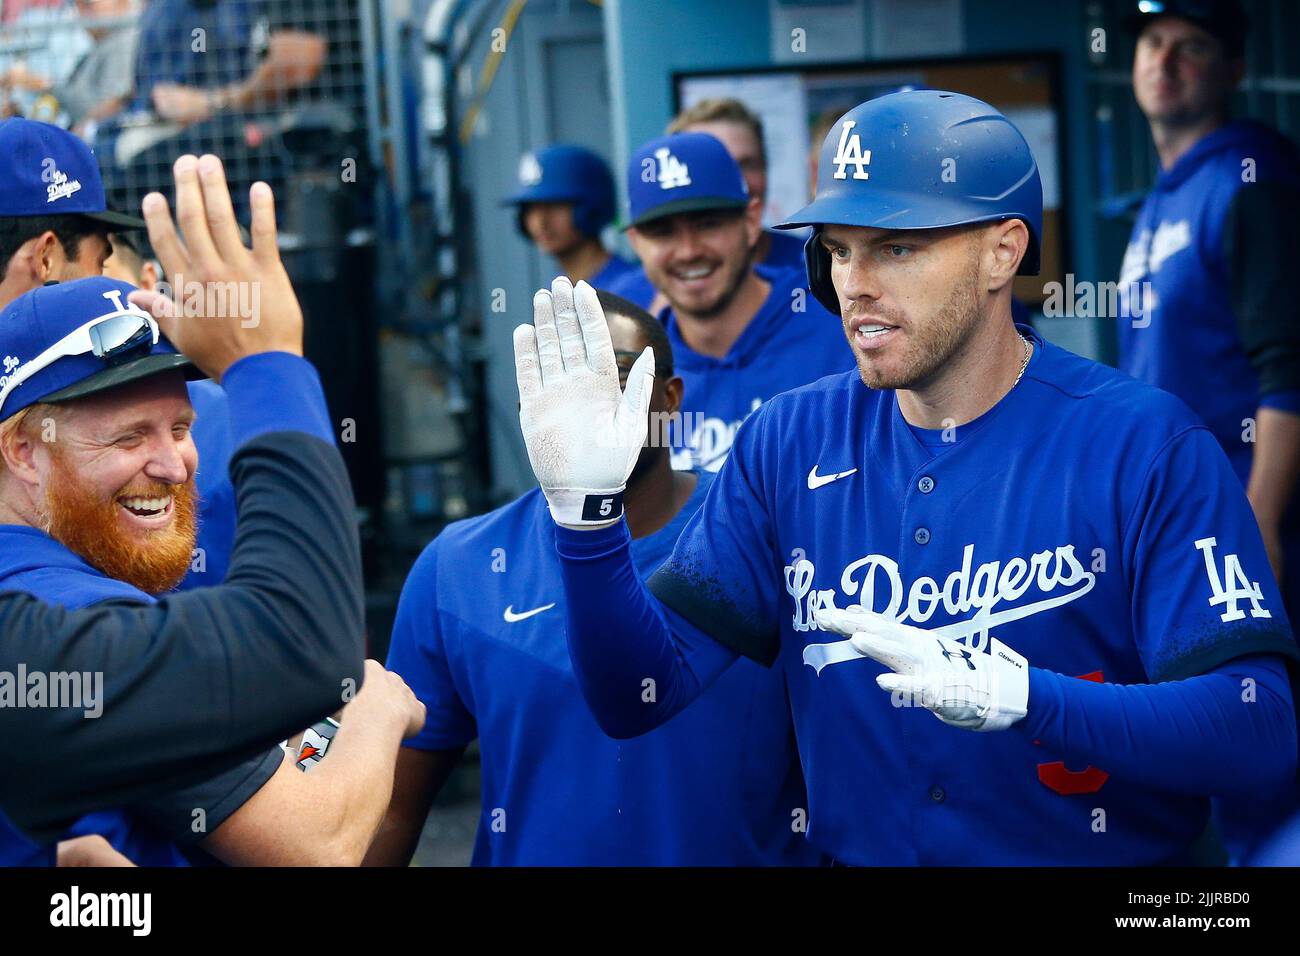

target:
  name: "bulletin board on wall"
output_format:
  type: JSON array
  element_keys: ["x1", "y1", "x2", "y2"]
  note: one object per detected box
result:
[{"x1": 674, "y1": 53, "x2": 1067, "y2": 306}]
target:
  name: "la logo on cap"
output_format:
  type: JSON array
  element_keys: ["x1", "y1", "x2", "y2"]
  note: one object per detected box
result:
[
  {"x1": 654, "y1": 147, "x2": 691, "y2": 190},
  {"x1": 44, "y1": 160, "x2": 83, "y2": 204},
  {"x1": 831, "y1": 120, "x2": 871, "y2": 182},
  {"x1": 519, "y1": 153, "x2": 542, "y2": 186},
  {"x1": 100, "y1": 287, "x2": 145, "y2": 319}
]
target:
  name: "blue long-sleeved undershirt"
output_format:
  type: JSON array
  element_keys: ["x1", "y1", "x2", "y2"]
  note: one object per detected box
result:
[{"x1": 556, "y1": 522, "x2": 1298, "y2": 795}]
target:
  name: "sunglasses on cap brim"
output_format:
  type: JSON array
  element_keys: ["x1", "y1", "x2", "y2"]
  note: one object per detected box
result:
[{"x1": 0, "y1": 309, "x2": 159, "y2": 419}]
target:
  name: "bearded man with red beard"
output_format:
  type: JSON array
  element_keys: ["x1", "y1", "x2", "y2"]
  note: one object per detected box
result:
[{"x1": 0, "y1": 250, "x2": 415, "y2": 866}]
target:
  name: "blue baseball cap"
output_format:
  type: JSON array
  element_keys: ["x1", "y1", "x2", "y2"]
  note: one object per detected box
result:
[
  {"x1": 0, "y1": 118, "x2": 145, "y2": 229},
  {"x1": 502, "y1": 144, "x2": 617, "y2": 237},
  {"x1": 625, "y1": 132, "x2": 749, "y2": 228},
  {"x1": 0, "y1": 278, "x2": 197, "y2": 421}
]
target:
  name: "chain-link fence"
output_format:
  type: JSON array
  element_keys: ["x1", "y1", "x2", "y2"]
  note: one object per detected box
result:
[{"x1": 2, "y1": 0, "x2": 371, "y2": 227}]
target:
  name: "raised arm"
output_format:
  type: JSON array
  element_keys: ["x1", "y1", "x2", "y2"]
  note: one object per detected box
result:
[
  {"x1": 513, "y1": 277, "x2": 738, "y2": 738},
  {"x1": 0, "y1": 156, "x2": 368, "y2": 845}
]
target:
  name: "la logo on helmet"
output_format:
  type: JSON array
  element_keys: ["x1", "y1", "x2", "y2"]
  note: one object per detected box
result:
[{"x1": 831, "y1": 120, "x2": 871, "y2": 181}]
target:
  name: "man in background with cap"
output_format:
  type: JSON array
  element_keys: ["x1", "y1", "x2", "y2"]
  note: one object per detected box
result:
[
  {"x1": 0, "y1": 117, "x2": 139, "y2": 307},
  {"x1": 1120, "y1": 0, "x2": 1300, "y2": 600},
  {"x1": 502, "y1": 144, "x2": 636, "y2": 289},
  {"x1": 0, "y1": 269, "x2": 419, "y2": 868},
  {"x1": 1117, "y1": 1, "x2": 1300, "y2": 862},
  {"x1": 617, "y1": 130, "x2": 849, "y2": 471},
  {"x1": 609, "y1": 99, "x2": 808, "y2": 313}
]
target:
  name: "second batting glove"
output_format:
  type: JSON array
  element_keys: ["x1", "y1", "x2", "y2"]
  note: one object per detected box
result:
[{"x1": 816, "y1": 607, "x2": 1030, "y2": 731}]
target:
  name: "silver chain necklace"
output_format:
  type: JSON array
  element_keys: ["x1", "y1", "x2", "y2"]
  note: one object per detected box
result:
[{"x1": 1011, "y1": 333, "x2": 1033, "y2": 389}]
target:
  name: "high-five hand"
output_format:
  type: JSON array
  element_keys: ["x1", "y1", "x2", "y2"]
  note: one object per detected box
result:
[
  {"x1": 816, "y1": 607, "x2": 1030, "y2": 731},
  {"x1": 513, "y1": 276, "x2": 655, "y2": 529},
  {"x1": 127, "y1": 154, "x2": 304, "y2": 381}
]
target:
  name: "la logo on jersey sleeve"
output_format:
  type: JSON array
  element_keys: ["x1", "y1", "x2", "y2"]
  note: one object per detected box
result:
[{"x1": 1195, "y1": 537, "x2": 1271, "y2": 623}]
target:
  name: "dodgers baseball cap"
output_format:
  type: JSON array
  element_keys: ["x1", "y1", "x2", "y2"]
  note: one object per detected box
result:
[
  {"x1": 0, "y1": 277, "x2": 198, "y2": 421},
  {"x1": 1123, "y1": 0, "x2": 1249, "y2": 57},
  {"x1": 0, "y1": 118, "x2": 145, "y2": 229},
  {"x1": 625, "y1": 132, "x2": 749, "y2": 228}
]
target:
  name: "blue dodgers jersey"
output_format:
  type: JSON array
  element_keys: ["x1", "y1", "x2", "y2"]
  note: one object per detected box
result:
[
  {"x1": 666, "y1": 264, "x2": 853, "y2": 471},
  {"x1": 0, "y1": 526, "x2": 190, "y2": 867},
  {"x1": 650, "y1": 329, "x2": 1298, "y2": 865},
  {"x1": 386, "y1": 472, "x2": 819, "y2": 866},
  {"x1": 179, "y1": 380, "x2": 236, "y2": 590},
  {"x1": 1117, "y1": 121, "x2": 1300, "y2": 485}
]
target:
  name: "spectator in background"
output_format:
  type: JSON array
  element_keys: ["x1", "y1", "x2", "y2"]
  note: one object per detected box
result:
[
  {"x1": 1, "y1": 0, "x2": 139, "y2": 137},
  {"x1": 610, "y1": 98, "x2": 806, "y2": 312},
  {"x1": 131, "y1": 0, "x2": 325, "y2": 128},
  {"x1": 0, "y1": 0, "x2": 91, "y2": 91},
  {"x1": 501, "y1": 145, "x2": 637, "y2": 288},
  {"x1": 1116, "y1": 0, "x2": 1300, "y2": 865},
  {"x1": 1, "y1": 0, "x2": 65, "y2": 24}
]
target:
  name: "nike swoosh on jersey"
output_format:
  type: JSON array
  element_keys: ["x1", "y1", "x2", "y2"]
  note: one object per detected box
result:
[
  {"x1": 503, "y1": 603, "x2": 556, "y2": 623},
  {"x1": 807, "y1": 466, "x2": 859, "y2": 490}
]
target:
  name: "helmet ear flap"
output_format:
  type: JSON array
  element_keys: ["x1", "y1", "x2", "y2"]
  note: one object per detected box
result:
[{"x1": 803, "y1": 231, "x2": 841, "y2": 316}]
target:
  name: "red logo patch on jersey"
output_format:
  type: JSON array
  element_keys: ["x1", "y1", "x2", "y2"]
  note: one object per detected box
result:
[{"x1": 1035, "y1": 670, "x2": 1111, "y2": 796}]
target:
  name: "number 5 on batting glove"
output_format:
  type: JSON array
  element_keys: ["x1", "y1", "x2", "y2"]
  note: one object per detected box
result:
[
  {"x1": 815, "y1": 607, "x2": 1029, "y2": 731},
  {"x1": 513, "y1": 276, "x2": 655, "y2": 529}
]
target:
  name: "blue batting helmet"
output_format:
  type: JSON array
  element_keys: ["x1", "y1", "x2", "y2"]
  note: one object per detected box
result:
[
  {"x1": 502, "y1": 144, "x2": 617, "y2": 239},
  {"x1": 777, "y1": 90, "x2": 1043, "y2": 315}
]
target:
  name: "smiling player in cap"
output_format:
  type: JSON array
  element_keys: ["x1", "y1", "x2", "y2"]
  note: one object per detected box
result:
[
  {"x1": 607, "y1": 130, "x2": 850, "y2": 471},
  {"x1": 512, "y1": 90, "x2": 1299, "y2": 865},
  {"x1": 0, "y1": 117, "x2": 144, "y2": 310}
]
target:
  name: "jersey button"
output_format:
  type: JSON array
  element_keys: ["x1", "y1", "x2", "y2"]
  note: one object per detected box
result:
[
  {"x1": 918, "y1": 476, "x2": 934, "y2": 494},
  {"x1": 929, "y1": 786, "x2": 946, "y2": 803},
  {"x1": 914, "y1": 527, "x2": 931, "y2": 545}
]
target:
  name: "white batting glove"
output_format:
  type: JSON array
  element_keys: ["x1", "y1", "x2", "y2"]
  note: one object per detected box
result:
[
  {"x1": 513, "y1": 276, "x2": 655, "y2": 529},
  {"x1": 815, "y1": 607, "x2": 1029, "y2": 731}
]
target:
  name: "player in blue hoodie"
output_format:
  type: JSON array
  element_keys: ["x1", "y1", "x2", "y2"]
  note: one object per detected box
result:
[{"x1": 1116, "y1": 0, "x2": 1300, "y2": 863}]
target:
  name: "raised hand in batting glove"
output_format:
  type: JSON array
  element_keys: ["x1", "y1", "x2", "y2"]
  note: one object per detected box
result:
[
  {"x1": 513, "y1": 276, "x2": 655, "y2": 529},
  {"x1": 815, "y1": 607, "x2": 1029, "y2": 731}
]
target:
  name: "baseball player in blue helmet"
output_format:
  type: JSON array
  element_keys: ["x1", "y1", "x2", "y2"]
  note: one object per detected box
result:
[
  {"x1": 510, "y1": 89, "x2": 1298, "y2": 865},
  {"x1": 502, "y1": 144, "x2": 636, "y2": 289}
]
